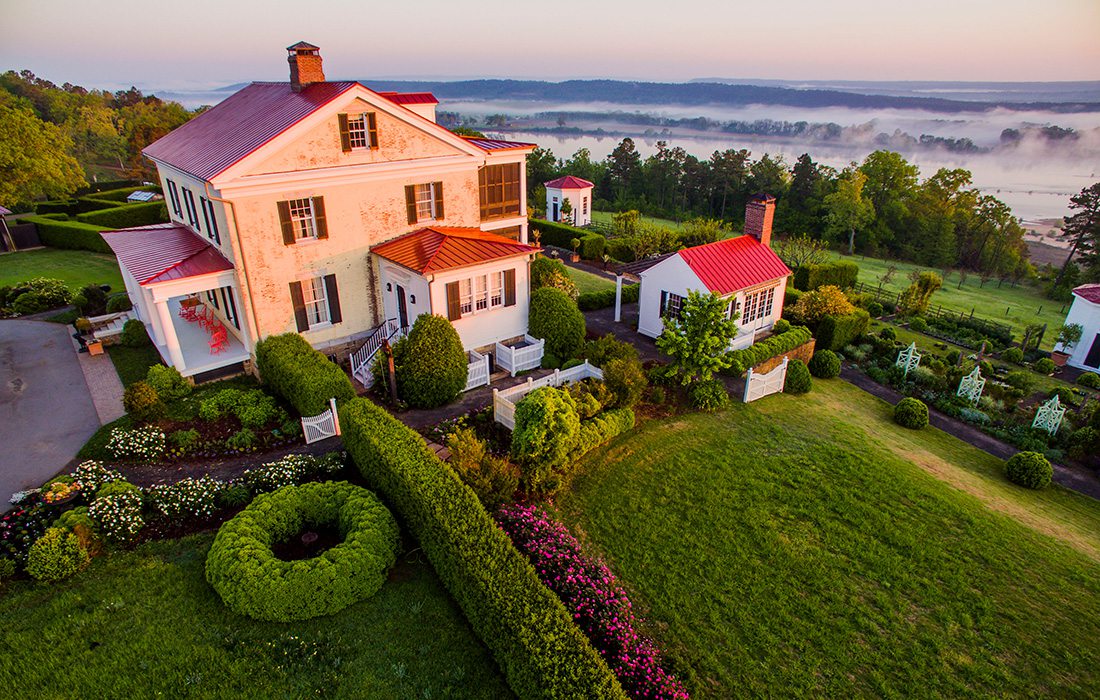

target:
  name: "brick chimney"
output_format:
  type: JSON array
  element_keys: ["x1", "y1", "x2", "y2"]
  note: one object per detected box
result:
[
  {"x1": 287, "y1": 42, "x2": 324, "y2": 92},
  {"x1": 744, "y1": 193, "x2": 776, "y2": 248}
]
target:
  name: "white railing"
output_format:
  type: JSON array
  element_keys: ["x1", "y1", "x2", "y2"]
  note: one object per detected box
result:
[
  {"x1": 301, "y1": 397, "x2": 341, "y2": 444},
  {"x1": 464, "y1": 349, "x2": 490, "y2": 392},
  {"x1": 743, "y1": 357, "x2": 788, "y2": 403},
  {"x1": 495, "y1": 334, "x2": 546, "y2": 376},
  {"x1": 350, "y1": 319, "x2": 407, "y2": 387},
  {"x1": 493, "y1": 360, "x2": 603, "y2": 428}
]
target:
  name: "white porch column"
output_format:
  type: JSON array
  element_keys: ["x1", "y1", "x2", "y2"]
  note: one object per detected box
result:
[
  {"x1": 614, "y1": 274, "x2": 624, "y2": 323},
  {"x1": 154, "y1": 299, "x2": 187, "y2": 371}
]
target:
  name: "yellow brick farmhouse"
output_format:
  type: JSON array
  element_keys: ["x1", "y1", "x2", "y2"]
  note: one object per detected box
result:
[{"x1": 102, "y1": 42, "x2": 540, "y2": 386}]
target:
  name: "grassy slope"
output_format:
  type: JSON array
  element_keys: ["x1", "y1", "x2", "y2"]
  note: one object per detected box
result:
[
  {"x1": 555, "y1": 379, "x2": 1100, "y2": 698},
  {"x1": 0, "y1": 534, "x2": 511, "y2": 699},
  {"x1": 0, "y1": 249, "x2": 123, "y2": 292},
  {"x1": 107, "y1": 344, "x2": 163, "y2": 387},
  {"x1": 833, "y1": 251, "x2": 1066, "y2": 349},
  {"x1": 591, "y1": 210, "x2": 685, "y2": 232},
  {"x1": 565, "y1": 266, "x2": 616, "y2": 295}
]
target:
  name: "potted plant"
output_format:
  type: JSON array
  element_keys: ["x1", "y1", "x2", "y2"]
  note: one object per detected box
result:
[
  {"x1": 570, "y1": 237, "x2": 581, "y2": 263},
  {"x1": 1052, "y1": 322, "x2": 1082, "y2": 367},
  {"x1": 86, "y1": 338, "x2": 105, "y2": 356}
]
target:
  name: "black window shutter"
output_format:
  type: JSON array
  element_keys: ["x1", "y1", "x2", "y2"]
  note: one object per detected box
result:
[
  {"x1": 324, "y1": 274, "x2": 342, "y2": 324},
  {"x1": 312, "y1": 197, "x2": 328, "y2": 239},
  {"x1": 207, "y1": 200, "x2": 220, "y2": 244},
  {"x1": 660, "y1": 291, "x2": 668, "y2": 317},
  {"x1": 405, "y1": 185, "x2": 417, "y2": 225},
  {"x1": 338, "y1": 113, "x2": 351, "y2": 152},
  {"x1": 289, "y1": 281, "x2": 309, "y2": 332},
  {"x1": 433, "y1": 182, "x2": 444, "y2": 220},
  {"x1": 503, "y1": 269, "x2": 516, "y2": 307},
  {"x1": 224, "y1": 287, "x2": 239, "y2": 329},
  {"x1": 277, "y1": 200, "x2": 295, "y2": 245},
  {"x1": 367, "y1": 112, "x2": 378, "y2": 148},
  {"x1": 445, "y1": 282, "x2": 461, "y2": 320}
]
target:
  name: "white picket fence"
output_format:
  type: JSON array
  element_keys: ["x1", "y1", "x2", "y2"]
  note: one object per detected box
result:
[
  {"x1": 495, "y1": 334, "x2": 545, "y2": 376},
  {"x1": 493, "y1": 361, "x2": 603, "y2": 429},
  {"x1": 464, "y1": 349, "x2": 491, "y2": 392},
  {"x1": 742, "y1": 357, "x2": 788, "y2": 403},
  {"x1": 301, "y1": 397, "x2": 341, "y2": 444}
]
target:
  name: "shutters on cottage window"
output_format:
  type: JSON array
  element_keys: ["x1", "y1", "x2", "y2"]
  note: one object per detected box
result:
[
  {"x1": 278, "y1": 200, "x2": 295, "y2": 245},
  {"x1": 367, "y1": 112, "x2": 378, "y2": 148},
  {"x1": 503, "y1": 269, "x2": 516, "y2": 307},
  {"x1": 660, "y1": 291, "x2": 668, "y2": 318},
  {"x1": 312, "y1": 197, "x2": 328, "y2": 239},
  {"x1": 404, "y1": 185, "x2": 417, "y2": 225},
  {"x1": 324, "y1": 274, "x2": 342, "y2": 324},
  {"x1": 433, "y1": 182, "x2": 444, "y2": 220},
  {"x1": 445, "y1": 282, "x2": 462, "y2": 320},
  {"x1": 338, "y1": 113, "x2": 351, "y2": 152},
  {"x1": 289, "y1": 281, "x2": 309, "y2": 332}
]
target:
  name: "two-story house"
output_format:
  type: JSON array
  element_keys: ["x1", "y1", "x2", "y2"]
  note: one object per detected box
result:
[{"x1": 102, "y1": 42, "x2": 539, "y2": 384}]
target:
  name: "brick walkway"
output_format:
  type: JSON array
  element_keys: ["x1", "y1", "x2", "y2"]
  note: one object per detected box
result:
[{"x1": 69, "y1": 333, "x2": 126, "y2": 425}]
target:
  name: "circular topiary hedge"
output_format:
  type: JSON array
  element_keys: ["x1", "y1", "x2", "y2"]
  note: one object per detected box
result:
[
  {"x1": 1078, "y1": 372, "x2": 1100, "y2": 390},
  {"x1": 1004, "y1": 451, "x2": 1053, "y2": 489},
  {"x1": 529, "y1": 286, "x2": 586, "y2": 360},
  {"x1": 393, "y1": 314, "x2": 468, "y2": 409},
  {"x1": 783, "y1": 359, "x2": 812, "y2": 394},
  {"x1": 205, "y1": 481, "x2": 399, "y2": 621},
  {"x1": 808, "y1": 350, "x2": 841, "y2": 379},
  {"x1": 1002, "y1": 347, "x2": 1024, "y2": 364},
  {"x1": 894, "y1": 397, "x2": 929, "y2": 429}
]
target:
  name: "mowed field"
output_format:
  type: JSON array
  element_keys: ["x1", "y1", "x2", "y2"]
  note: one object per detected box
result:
[{"x1": 0, "y1": 249, "x2": 123, "y2": 293}]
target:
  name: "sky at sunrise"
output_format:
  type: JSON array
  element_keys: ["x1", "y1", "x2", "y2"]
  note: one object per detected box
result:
[{"x1": 3, "y1": 0, "x2": 1099, "y2": 90}]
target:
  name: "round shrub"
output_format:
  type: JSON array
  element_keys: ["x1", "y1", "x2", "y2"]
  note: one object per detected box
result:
[
  {"x1": 773, "y1": 318, "x2": 791, "y2": 335},
  {"x1": 879, "y1": 327, "x2": 897, "y2": 341},
  {"x1": 511, "y1": 387, "x2": 580, "y2": 493},
  {"x1": 393, "y1": 315, "x2": 468, "y2": 409},
  {"x1": 123, "y1": 380, "x2": 164, "y2": 421},
  {"x1": 145, "y1": 364, "x2": 191, "y2": 402},
  {"x1": 1004, "y1": 370, "x2": 1035, "y2": 392},
  {"x1": 1077, "y1": 372, "x2": 1100, "y2": 390},
  {"x1": 1033, "y1": 357, "x2": 1056, "y2": 376},
  {"x1": 120, "y1": 319, "x2": 151, "y2": 347},
  {"x1": 603, "y1": 357, "x2": 647, "y2": 408},
  {"x1": 12, "y1": 292, "x2": 49, "y2": 315},
  {"x1": 1004, "y1": 451, "x2": 1053, "y2": 490},
  {"x1": 689, "y1": 379, "x2": 729, "y2": 411},
  {"x1": 808, "y1": 350, "x2": 841, "y2": 379},
  {"x1": 106, "y1": 294, "x2": 133, "y2": 313},
  {"x1": 909, "y1": 317, "x2": 928, "y2": 333},
  {"x1": 866, "y1": 301, "x2": 883, "y2": 317},
  {"x1": 529, "y1": 286, "x2": 586, "y2": 360},
  {"x1": 894, "y1": 397, "x2": 929, "y2": 430},
  {"x1": 647, "y1": 386, "x2": 666, "y2": 404},
  {"x1": 783, "y1": 359, "x2": 812, "y2": 394},
  {"x1": 1002, "y1": 347, "x2": 1024, "y2": 364},
  {"x1": 25, "y1": 528, "x2": 89, "y2": 583},
  {"x1": 205, "y1": 481, "x2": 399, "y2": 622},
  {"x1": 95, "y1": 480, "x2": 140, "y2": 499}
]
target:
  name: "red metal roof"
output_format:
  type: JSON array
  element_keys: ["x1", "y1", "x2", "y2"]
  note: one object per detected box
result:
[
  {"x1": 1073, "y1": 284, "x2": 1100, "y2": 304},
  {"x1": 0, "y1": 205, "x2": 11, "y2": 216},
  {"x1": 544, "y1": 175, "x2": 594, "y2": 189},
  {"x1": 143, "y1": 81, "x2": 357, "y2": 181},
  {"x1": 677, "y1": 235, "x2": 792, "y2": 295},
  {"x1": 377, "y1": 91, "x2": 439, "y2": 105},
  {"x1": 461, "y1": 136, "x2": 536, "y2": 152},
  {"x1": 100, "y1": 223, "x2": 234, "y2": 285},
  {"x1": 371, "y1": 227, "x2": 538, "y2": 274}
]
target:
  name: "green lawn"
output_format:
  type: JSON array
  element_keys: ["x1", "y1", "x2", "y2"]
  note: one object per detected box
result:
[
  {"x1": 565, "y1": 266, "x2": 615, "y2": 295},
  {"x1": 107, "y1": 344, "x2": 163, "y2": 387},
  {"x1": 0, "y1": 248, "x2": 123, "y2": 293},
  {"x1": 834, "y1": 252, "x2": 1066, "y2": 350},
  {"x1": 0, "y1": 534, "x2": 511, "y2": 698},
  {"x1": 554, "y1": 379, "x2": 1100, "y2": 698},
  {"x1": 591, "y1": 209, "x2": 685, "y2": 232}
]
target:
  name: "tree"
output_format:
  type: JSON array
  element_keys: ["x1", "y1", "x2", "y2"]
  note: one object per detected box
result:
[
  {"x1": 559, "y1": 197, "x2": 573, "y2": 225},
  {"x1": 606, "y1": 138, "x2": 642, "y2": 204},
  {"x1": 0, "y1": 98, "x2": 85, "y2": 207},
  {"x1": 656, "y1": 290, "x2": 739, "y2": 385},
  {"x1": 707, "y1": 148, "x2": 750, "y2": 220},
  {"x1": 1059, "y1": 183, "x2": 1100, "y2": 284},
  {"x1": 747, "y1": 154, "x2": 790, "y2": 201},
  {"x1": 526, "y1": 146, "x2": 559, "y2": 200},
  {"x1": 679, "y1": 218, "x2": 730, "y2": 248},
  {"x1": 897, "y1": 271, "x2": 943, "y2": 316},
  {"x1": 859, "y1": 150, "x2": 919, "y2": 253},
  {"x1": 824, "y1": 169, "x2": 874, "y2": 254},
  {"x1": 774, "y1": 233, "x2": 829, "y2": 269}
]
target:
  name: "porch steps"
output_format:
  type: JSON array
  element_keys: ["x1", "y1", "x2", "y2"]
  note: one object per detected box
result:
[
  {"x1": 349, "y1": 318, "x2": 406, "y2": 389},
  {"x1": 90, "y1": 311, "x2": 135, "y2": 340}
]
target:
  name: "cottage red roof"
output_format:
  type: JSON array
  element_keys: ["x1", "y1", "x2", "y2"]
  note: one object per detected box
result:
[
  {"x1": 461, "y1": 136, "x2": 536, "y2": 152},
  {"x1": 371, "y1": 227, "x2": 538, "y2": 275},
  {"x1": 377, "y1": 91, "x2": 439, "y2": 105},
  {"x1": 677, "y1": 235, "x2": 791, "y2": 295},
  {"x1": 101, "y1": 223, "x2": 234, "y2": 285},
  {"x1": 544, "y1": 176, "x2": 594, "y2": 189},
  {"x1": 1073, "y1": 284, "x2": 1100, "y2": 304}
]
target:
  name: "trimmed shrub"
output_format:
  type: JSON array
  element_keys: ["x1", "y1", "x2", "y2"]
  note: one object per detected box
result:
[
  {"x1": 579, "y1": 233, "x2": 605, "y2": 260},
  {"x1": 529, "y1": 286, "x2": 586, "y2": 360},
  {"x1": 773, "y1": 318, "x2": 791, "y2": 334},
  {"x1": 1004, "y1": 451, "x2": 1053, "y2": 489},
  {"x1": 1004, "y1": 370, "x2": 1035, "y2": 392},
  {"x1": 512, "y1": 387, "x2": 580, "y2": 492},
  {"x1": 573, "y1": 408, "x2": 635, "y2": 455},
  {"x1": 122, "y1": 380, "x2": 164, "y2": 421},
  {"x1": 255, "y1": 333, "x2": 356, "y2": 416},
  {"x1": 145, "y1": 364, "x2": 191, "y2": 402},
  {"x1": 808, "y1": 350, "x2": 841, "y2": 379},
  {"x1": 866, "y1": 301, "x2": 883, "y2": 317},
  {"x1": 689, "y1": 379, "x2": 730, "y2": 411},
  {"x1": 77, "y1": 283, "x2": 109, "y2": 316},
  {"x1": 95, "y1": 480, "x2": 141, "y2": 499},
  {"x1": 206, "y1": 481, "x2": 399, "y2": 621},
  {"x1": 0, "y1": 557, "x2": 16, "y2": 581},
  {"x1": 76, "y1": 201, "x2": 168, "y2": 228},
  {"x1": 530, "y1": 217, "x2": 594, "y2": 249},
  {"x1": 1078, "y1": 372, "x2": 1100, "y2": 390},
  {"x1": 880, "y1": 326, "x2": 897, "y2": 341},
  {"x1": 1002, "y1": 347, "x2": 1024, "y2": 364},
  {"x1": 726, "y1": 325, "x2": 813, "y2": 376},
  {"x1": 393, "y1": 315, "x2": 468, "y2": 409},
  {"x1": 25, "y1": 528, "x2": 89, "y2": 583},
  {"x1": 106, "y1": 293, "x2": 133, "y2": 313},
  {"x1": 576, "y1": 284, "x2": 639, "y2": 311},
  {"x1": 447, "y1": 428, "x2": 520, "y2": 510},
  {"x1": 909, "y1": 317, "x2": 928, "y2": 333},
  {"x1": 783, "y1": 359, "x2": 812, "y2": 394},
  {"x1": 581, "y1": 334, "x2": 638, "y2": 368},
  {"x1": 339, "y1": 398, "x2": 625, "y2": 699},
  {"x1": 120, "y1": 319, "x2": 151, "y2": 347},
  {"x1": 530, "y1": 255, "x2": 579, "y2": 300},
  {"x1": 603, "y1": 358, "x2": 647, "y2": 408},
  {"x1": 816, "y1": 309, "x2": 871, "y2": 352},
  {"x1": 606, "y1": 238, "x2": 635, "y2": 262},
  {"x1": 793, "y1": 260, "x2": 859, "y2": 291},
  {"x1": 22, "y1": 215, "x2": 112, "y2": 254},
  {"x1": 1033, "y1": 357, "x2": 1056, "y2": 376},
  {"x1": 894, "y1": 397, "x2": 929, "y2": 429},
  {"x1": 789, "y1": 285, "x2": 855, "y2": 323}
]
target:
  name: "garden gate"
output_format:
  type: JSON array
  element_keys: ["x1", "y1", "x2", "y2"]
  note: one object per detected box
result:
[
  {"x1": 301, "y1": 397, "x2": 341, "y2": 444},
  {"x1": 743, "y1": 358, "x2": 788, "y2": 403}
]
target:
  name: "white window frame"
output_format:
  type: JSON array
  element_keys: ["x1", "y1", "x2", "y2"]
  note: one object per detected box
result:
[
  {"x1": 458, "y1": 272, "x2": 504, "y2": 316},
  {"x1": 664, "y1": 292, "x2": 685, "y2": 321},
  {"x1": 288, "y1": 198, "x2": 317, "y2": 240},
  {"x1": 301, "y1": 276, "x2": 330, "y2": 326},
  {"x1": 347, "y1": 113, "x2": 370, "y2": 149},
  {"x1": 414, "y1": 183, "x2": 437, "y2": 222},
  {"x1": 741, "y1": 286, "x2": 776, "y2": 325}
]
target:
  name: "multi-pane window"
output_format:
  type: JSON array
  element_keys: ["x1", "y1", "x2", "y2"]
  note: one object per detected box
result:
[
  {"x1": 459, "y1": 272, "x2": 504, "y2": 316},
  {"x1": 741, "y1": 286, "x2": 776, "y2": 324},
  {"x1": 478, "y1": 163, "x2": 521, "y2": 220},
  {"x1": 664, "y1": 292, "x2": 685, "y2": 321},
  {"x1": 414, "y1": 183, "x2": 436, "y2": 221},
  {"x1": 301, "y1": 276, "x2": 330, "y2": 325},
  {"x1": 347, "y1": 114, "x2": 371, "y2": 148},
  {"x1": 289, "y1": 198, "x2": 317, "y2": 239},
  {"x1": 279, "y1": 197, "x2": 327, "y2": 244}
]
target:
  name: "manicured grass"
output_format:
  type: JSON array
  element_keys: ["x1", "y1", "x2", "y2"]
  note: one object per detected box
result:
[
  {"x1": 554, "y1": 379, "x2": 1100, "y2": 697},
  {"x1": 834, "y1": 251, "x2": 1066, "y2": 349},
  {"x1": 0, "y1": 534, "x2": 511, "y2": 698},
  {"x1": 591, "y1": 209, "x2": 685, "y2": 232},
  {"x1": 565, "y1": 266, "x2": 616, "y2": 295},
  {"x1": 0, "y1": 248, "x2": 123, "y2": 292},
  {"x1": 107, "y1": 344, "x2": 163, "y2": 387}
]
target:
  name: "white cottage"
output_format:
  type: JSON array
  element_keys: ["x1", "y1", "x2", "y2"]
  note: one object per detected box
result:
[
  {"x1": 636, "y1": 195, "x2": 792, "y2": 350},
  {"x1": 1055, "y1": 284, "x2": 1100, "y2": 371},
  {"x1": 544, "y1": 176, "x2": 594, "y2": 227}
]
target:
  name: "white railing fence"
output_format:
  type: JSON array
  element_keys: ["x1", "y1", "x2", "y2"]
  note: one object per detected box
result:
[
  {"x1": 495, "y1": 334, "x2": 546, "y2": 376},
  {"x1": 301, "y1": 397, "x2": 341, "y2": 444},
  {"x1": 350, "y1": 319, "x2": 407, "y2": 387},
  {"x1": 464, "y1": 349, "x2": 491, "y2": 392},
  {"x1": 493, "y1": 361, "x2": 603, "y2": 428},
  {"x1": 743, "y1": 357, "x2": 788, "y2": 403}
]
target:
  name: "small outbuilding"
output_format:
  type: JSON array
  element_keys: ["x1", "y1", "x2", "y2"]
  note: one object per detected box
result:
[
  {"x1": 544, "y1": 176, "x2": 594, "y2": 227},
  {"x1": 1055, "y1": 284, "x2": 1100, "y2": 371}
]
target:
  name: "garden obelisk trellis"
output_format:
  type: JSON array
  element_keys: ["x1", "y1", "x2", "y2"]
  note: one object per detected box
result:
[
  {"x1": 895, "y1": 342, "x2": 921, "y2": 378},
  {"x1": 1032, "y1": 394, "x2": 1066, "y2": 436},
  {"x1": 957, "y1": 366, "x2": 985, "y2": 405}
]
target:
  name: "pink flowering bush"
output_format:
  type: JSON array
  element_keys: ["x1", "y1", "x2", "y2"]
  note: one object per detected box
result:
[{"x1": 496, "y1": 503, "x2": 689, "y2": 699}]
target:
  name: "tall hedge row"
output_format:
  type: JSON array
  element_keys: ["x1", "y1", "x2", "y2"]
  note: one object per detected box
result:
[
  {"x1": 22, "y1": 216, "x2": 113, "y2": 254},
  {"x1": 339, "y1": 398, "x2": 626, "y2": 699},
  {"x1": 793, "y1": 261, "x2": 859, "y2": 291},
  {"x1": 76, "y1": 201, "x2": 168, "y2": 228},
  {"x1": 816, "y1": 309, "x2": 871, "y2": 352},
  {"x1": 530, "y1": 218, "x2": 605, "y2": 258},
  {"x1": 726, "y1": 325, "x2": 813, "y2": 375},
  {"x1": 255, "y1": 333, "x2": 356, "y2": 416},
  {"x1": 576, "y1": 283, "x2": 640, "y2": 311}
]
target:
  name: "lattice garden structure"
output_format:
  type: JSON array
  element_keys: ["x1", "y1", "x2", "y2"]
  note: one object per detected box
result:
[
  {"x1": 956, "y1": 366, "x2": 986, "y2": 405},
  {"x1": 1032, "y1": 394, "x2": 1067, "y2": 436},
  {"x1": 895, "y1": 342, "x2": 921, "y2": 379}
]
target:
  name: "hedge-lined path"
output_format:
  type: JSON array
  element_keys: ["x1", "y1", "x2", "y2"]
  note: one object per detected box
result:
[{"x1": 841, "y1": 365, "x2": 1100, "y2": 500}]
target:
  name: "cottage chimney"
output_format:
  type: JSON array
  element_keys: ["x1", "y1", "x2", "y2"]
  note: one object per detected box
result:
[
  {"x1": 287, "y1": 42, "x2": 324, "y2": 92},
  {"x1": 744, "y1": 193, "x2": 776, "y2": 248}
]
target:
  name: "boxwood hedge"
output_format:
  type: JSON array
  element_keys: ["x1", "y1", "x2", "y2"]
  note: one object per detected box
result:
[
  {"x1": 340, "y1": 397, "x2": 625, "y2": 699},
  {"x1": 726, "y1": 325, "x2": 813, "y2": 376},
  {"x1": 76, "y1": 201, "x2": 168, "y2": 228},
  {"x1": 22, "y1": 215, "x2": 112, "y2": 254},
  {"x1": 255, "y1": 333, "x2": 356, "y2": 416},
  {"x1": 577, "y1": 283, "x2": 639, "y2": 311}
]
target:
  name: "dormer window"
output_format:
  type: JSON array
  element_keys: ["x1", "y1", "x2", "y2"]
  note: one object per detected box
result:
[{"x1": 339, "y1": 112, "x2": 378, "y2": 151}]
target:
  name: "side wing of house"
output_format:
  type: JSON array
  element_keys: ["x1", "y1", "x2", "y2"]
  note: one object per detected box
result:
[
  {"x1": 637, "y1": 254, "x2": 705, "y2": 339},
  {"x1": 1065, "y1": 297, "x2": 1100, "y2": 371}
]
